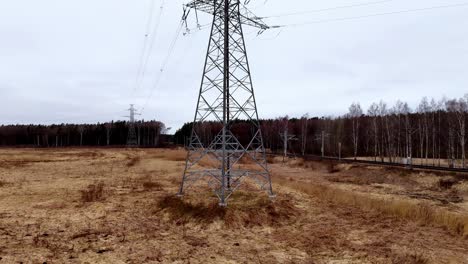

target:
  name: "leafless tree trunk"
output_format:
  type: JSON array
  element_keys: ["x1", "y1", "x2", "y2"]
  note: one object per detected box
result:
[
  {"x1": 349, "y1": 103, "x2": 362, "y2": 160},
  {"x1": 300, "y1": 114, "x2": 309, "y2": 156},
  {"x1": 78, "y1": 126, "x2": 85, "y2": 146},
  {"x1": 418, "y1": 97, "x2": 430, "y2": 165},
  {"x1": 105, "y1": 122, "x2": 113, "y2": 146},
  {"x1": 378, "y1": 101, "x2": 388, "y2": 162},
  {"x1": 368, "y1": 103, "x2": 380, "y2": 162},
  {"x1": 401, "y1": 102, "x2": 412, "y2": 162},
  {"x1": 430, "y1": 99, "x2": 437, "y2": 166},
  {"x1": 418, "y1": 119, "x2": 424, "y2": 165},
  {"x1": 394, "y1": 100, "x2": 405, "y2": 160}
]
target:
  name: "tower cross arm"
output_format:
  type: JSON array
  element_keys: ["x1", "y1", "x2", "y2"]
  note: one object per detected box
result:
[
  {"x1": 184, "y1": 0, "x2": 270, "y2": 31},
  {"x1": 238, "y1": 5, "x2": 270, "y2": 31},
  {"x1": 185, "y1": 0, "x2": 215, "y2": 15}
]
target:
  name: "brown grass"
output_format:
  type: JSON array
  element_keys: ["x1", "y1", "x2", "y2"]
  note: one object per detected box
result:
[
  {"x1": 80, "y1": 182, "x2": 105, "y2": 203},
  {"x1": 142, "y1": 180, "x2": 163, "y2": 191},
  {"x1": 0, "y1": 160, "x2": 29, "y2": 169},
  {"x1": 328, "y1": 173, "x2": 387, "y2": 185},
  {"x1": 327, "y1": 166, "x2": 417, "y2": 187},
  {"x1": 2, "y1": 148, "x2": 468, "y2": 263},
  {"x1": 126, "y1": 156, "x2": 141, "y2": 167},
  {"x1": 277, "y1": 177, "x2": 468, "y2": 237},
  {"x1": 163, "y1": 149, "x2": 187, "y2": 161},
  {"x1": 326, "y1": 161, "x2": 340, "y2": 173},
  {"x1": 157, "y1": 191, "x2": 299, "y2": 228},
  {"x1": 266, "y1": 155, "x2": 277, "y2": 164},
  {"x1": 392, "y1": 253, "x2": 429, "y2": 264},
  {"x1": 438, "y1": 178, "x2": 459, "y2": 190}
]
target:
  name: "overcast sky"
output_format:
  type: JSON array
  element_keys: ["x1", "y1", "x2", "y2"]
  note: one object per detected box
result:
[{"x1": 1, "y1": 0, "x2": 467, "y2": 132}]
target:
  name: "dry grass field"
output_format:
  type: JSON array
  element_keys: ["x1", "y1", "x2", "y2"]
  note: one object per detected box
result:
[{"x1": 1, "y1": 148, "x2": 468, "y2": 263}]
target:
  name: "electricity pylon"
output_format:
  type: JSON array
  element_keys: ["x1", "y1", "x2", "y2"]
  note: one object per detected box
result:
[
  {"x1": 280, "y1": 119, "x2": 298, "y2": 163},
  {"x1": 126, "y1": 104, "x2": 140, "y2": 147},
  {"x1": 178, "y1": 0, "x2": 275, "y2": 206}
]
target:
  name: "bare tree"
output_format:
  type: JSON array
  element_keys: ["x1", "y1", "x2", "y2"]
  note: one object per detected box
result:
[
  {"x1": 105, "y1": 122, "x2": 113, "y2": 146},
  {"x1": 348, "y1": 103, "x2": 363, "y2": 160},
  {"x1": 393, "y1": 100, "x2": 405, "y2": 159},
  {"x1": 300, "y1": 113, "x2": 309, "y2": 156},
  {"x1": 368, "y1": 103, "x2": 380, "y2": 162},
  {"x1": 401, "y1": 102, "x2": 412, "y2": 161},
  {"x1": 279, "y1": 116, "x2": 290, "y2": 162},
  {"x1": 446, "y1": 100, "x2": 459, "y2": 167},
  {"x1": 430, "y1": 98, "x2": 438, "y2": 166},
  {"x1": 436, "y1": 98, "x2": 446, "y2": 166},
  {"x1": 449, "y1": 97, "x2": 468, "y2": 168},
  {"x1": 417, "y1": 98, "x2": 430, "y2": 165},
  {"x1": 78, "y1": 126, "x2": 85, "y2": 146},
  {"x1": 378, "y1": 101, "x2": 388, "y2": 162}
]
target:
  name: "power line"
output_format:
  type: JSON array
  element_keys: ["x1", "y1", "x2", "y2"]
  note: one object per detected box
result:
[
  {"x1": 141, "y1": 21, "x2": 184, "y2": 113},
  {"x1": 133, "y1": 0, "x2": 166, "y2": 93},
  {"x1": 133, "y1": 0, "x2": 157, "y2": 93},
  {"x1": 277, "y1": 2, "x2": 468, "y2": 28},
  {"x1": 259, "y1": 0, "x2": 393, "y2": 19}
]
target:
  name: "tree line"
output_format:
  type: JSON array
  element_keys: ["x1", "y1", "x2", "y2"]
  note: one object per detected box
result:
[
  {"x1": 174, "y1": 95, "x2": 468, "y2": 168},
  {"x1": 0, "y1": 121, "x2": 166, "y2": 147}
]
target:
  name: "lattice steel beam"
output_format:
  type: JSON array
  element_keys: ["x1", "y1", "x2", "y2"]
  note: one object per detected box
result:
[{"x1": 178, "y1": 0, "x2": 274, "y2": 206}]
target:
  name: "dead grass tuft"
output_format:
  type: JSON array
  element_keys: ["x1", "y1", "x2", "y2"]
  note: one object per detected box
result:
[
  {"x1": 80, "y1": 182, "x2": 105, "y2": 203},
  {"x1": 287, "y1": 158, "x2": 305, "y2": 168},
  {"x1": 157, "y1": 192, "x2": 299, "y2": 228},
  {"x1": 238, "y1": 156, "x2": 255, "y2": 165},
  {"x1": 327, "y1": 166, "x2": 417, "y2": 187},
  {"x1": 198, "y1": 157, "x2": 218, "y2": 168},
  {"x1": 391, "y1": 252, "x2": 429, "y2": 264},
  {"x1": 75, "y1": 151, "x2": 101, "y2": 158},
  {"x1": 163, "y1": 150, "x2": 187, "y2": 161},
  {"x1": 438, "y1": 178, "x2": 459, "y2": 190},
  {"x1": 142, "y1": 181, "x2": 163, "y2": 191},
  {"x1": 326, "y1": 161, "x2": 340, "y2": 173},
  {"x1": 126, "y1": 156, "x2": 141, "y2": 167},
  {"x1": 157, "y1": 195, "x2": 226, "y2": 223},
  {"x1": 266, "y1": 155, "x2": 277, "y2": 164},
  {"x1": 328, "y1": 173, "x2": 387, "y2": 185},
  {"x1": 0, "y1": 160, "x2": 29, "y2": 169}
]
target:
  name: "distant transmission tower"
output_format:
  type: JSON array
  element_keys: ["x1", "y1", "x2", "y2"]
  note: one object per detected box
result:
[
  {"x1": 178, "y1": 0, "x2": 275, "y2": 206},
  {"x1": 126, "y1": 104, "x2": 140, "y2": 146}
]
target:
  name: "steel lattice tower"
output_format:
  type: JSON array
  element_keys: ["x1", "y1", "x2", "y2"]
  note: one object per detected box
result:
[
  {"x1": 178, "y1": 0, "x2": 275, "y2": 206},
  {"x1": 126, "y1": 104, "x2": 139, "y2": 146}
]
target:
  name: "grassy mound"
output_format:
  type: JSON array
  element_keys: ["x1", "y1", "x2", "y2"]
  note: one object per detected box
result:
[{"x1": 157, "y1": 191, "x2": 300, "y2": 228}]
